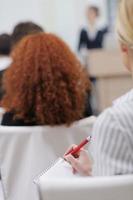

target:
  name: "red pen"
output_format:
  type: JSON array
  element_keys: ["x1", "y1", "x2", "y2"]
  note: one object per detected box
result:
[{"x1": 65, "y1": 136, "x2": 91, "y2": 156}]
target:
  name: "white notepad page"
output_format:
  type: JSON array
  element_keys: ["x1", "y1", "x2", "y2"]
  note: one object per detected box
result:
[{"x1": 36, "y1": 158, "x2": 81, "y2": 183}]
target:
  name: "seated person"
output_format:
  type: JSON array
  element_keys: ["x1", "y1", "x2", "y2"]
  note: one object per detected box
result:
[
  {"x1": 0, "y1": 22, "x2": 44, "y2": 103},
  {"x1": 1, "y1": 33, "x2": 92, "y2": 126},
  {"x1": 0, "y1": 35, "x2": 11, "y2": 194},
  {"x1": 0, "y1": 33, "x2": 12, "y2": 101},
  {"x1": 11, "y1": 21, "x2": 44, "y2": 49},
  {"x1": 65, "y1": 0, "x2": 133, "y2": 176}
]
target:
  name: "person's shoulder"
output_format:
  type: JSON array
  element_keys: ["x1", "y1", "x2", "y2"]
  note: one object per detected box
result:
[
  {"x1": 1, "y1": 112, "x2": 29, "y2": 126},
  {"x1": 94, "y1": 99, "x2": 133, "y2": 132},
  {"x1": 92, "y1": 107, "x2": 124, "y2": 145},
  {"x1": 100, "y1": 26, "x2": 108, "y2": 33},
  {"x1": 93, "y1": 108, "x2": 115, "y2": 129},
  {"x1": 112, "y1": 90, "x2": 133, "y2": 122},
  {"x1": 1, "y1": 112, "x2": 15, "y2": 126},
  {"x1": 80, "y1": 28, "x2": 87, "y2": 35}
]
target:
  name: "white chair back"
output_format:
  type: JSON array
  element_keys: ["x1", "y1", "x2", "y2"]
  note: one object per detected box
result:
[
  {"x1": 0, "y1": 116, "x2": 96, "y2": 200},
  {"x1": 38, "y1": 175, "x2": 133, "y2": 200},
  {"x1": 0, "y1": 181, "x2": 4, "y2": 200}
]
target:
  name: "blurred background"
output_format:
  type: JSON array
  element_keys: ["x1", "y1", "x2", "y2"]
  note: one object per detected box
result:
[
  {"x1": 0, "y1": 0, "x2": 132, "y2": 114},
  {"x1": 0, "y1": 0, "x2": 117, "y2": 51},
  {"x1": 0, "y1": 2, "x2": 133, "y2": 199}
]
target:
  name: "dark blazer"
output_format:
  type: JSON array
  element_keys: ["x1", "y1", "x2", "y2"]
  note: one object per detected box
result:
[
  {"x1": 78, "y1": 27, "x2": 108, "y2": 51},
  {"x1": 1, "y1": 112, "x2": 36, "y2": 126}
]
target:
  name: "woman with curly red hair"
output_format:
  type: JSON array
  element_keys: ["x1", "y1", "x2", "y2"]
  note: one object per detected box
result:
[{"x1": 1, "y1": 33, "x2": 92, "y2": 126}]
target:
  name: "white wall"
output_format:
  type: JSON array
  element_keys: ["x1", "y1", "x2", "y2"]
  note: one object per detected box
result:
[
  {"x1": 0, "y1": 0, "x2": 108, "y2": 51},
  {"x1": 48, "y1": 0, "x2": 108, "y2": 51},
  {"x1": 0, "y1": 0, "x2": 45, "y2": 33}
]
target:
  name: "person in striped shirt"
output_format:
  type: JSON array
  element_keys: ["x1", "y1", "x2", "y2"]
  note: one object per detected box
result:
[{"x1": 65, "y1": 0, "x2": 133, "y2": 176}]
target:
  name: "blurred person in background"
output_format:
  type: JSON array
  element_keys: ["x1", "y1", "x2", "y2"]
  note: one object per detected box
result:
[
  {"x1": 0, "y1": 33, "x2": 11, "y2": 196},
  {"x1": 11, "y1": 21, "x2": 44, "y2": 49},
  {"x1": 78, "y1": 6, "x2": 108, "y2": 115},
  {"x1": 1, "y1": 33, "x2": 92, "y2": 126},
  {"x1": 78, "y1": 6, "x2": 108, "y2": 52},
  {"x1": 0, "y1": 22, "x2": 44, "y2": 109},
  {"x1": 0, "y1": 34, "x2": 12, "y2": 102}
]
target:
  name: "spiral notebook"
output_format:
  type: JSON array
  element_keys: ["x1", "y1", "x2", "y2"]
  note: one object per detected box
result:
[{"x1": 35, "y1": 157, "x2": 81, "y2": 184}]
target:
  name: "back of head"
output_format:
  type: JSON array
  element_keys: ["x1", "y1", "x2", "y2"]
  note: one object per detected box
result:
[
  {"x1": 2, "y1": 33, "x2": 90, "y2": 125},
  {"x1": 117, "y1": 0, "x2": 133, "y2": 47},
  {"x1": 0, "y1": 34, "x2": 11, "y2": 55},
  {"x1": 11, "y1": 21, "x2": 44, "y2": 48}
]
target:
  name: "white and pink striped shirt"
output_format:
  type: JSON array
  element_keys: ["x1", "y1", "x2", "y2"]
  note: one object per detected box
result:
[{"x1": 92, "y1": 90, "x2": 133, "y2": 176}]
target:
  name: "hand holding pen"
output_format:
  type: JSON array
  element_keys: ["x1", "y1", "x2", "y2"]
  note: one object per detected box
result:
[
  {"x1": 65, "y1": 136, "x2": 91, "y2": 156},
  {"x1": 64, "y1": 136, "x2": 92, "y2": 176}
]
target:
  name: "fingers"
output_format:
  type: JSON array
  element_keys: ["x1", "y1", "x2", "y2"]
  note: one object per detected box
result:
[
  {"x1": 65, "y1": 154, "x2": 83, "y2": 173},
  {"x1": 64, "y1": 144, "x2": 77, "y2": 156},
  {"x1": 64, "y1": 144, "x2": 92, "y2": 176},
  {"x1": 80, "y1": 149, "x2": 91, "y2": 162},
  {"x1": 79, "y1": 150, "x2": 92, "y2": 174},
  {"x1": 65, "y1": 153, "x2": 91, "y2": 176}
]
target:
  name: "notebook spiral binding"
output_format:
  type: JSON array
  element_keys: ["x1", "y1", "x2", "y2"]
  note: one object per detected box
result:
[{"x1": 34, "y1": 158, "x2": 62, "y2": 184}]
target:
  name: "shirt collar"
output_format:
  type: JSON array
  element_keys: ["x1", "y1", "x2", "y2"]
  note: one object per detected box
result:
[{"x1": 86, "y1": 22, "x2": 99, "y2": 40}]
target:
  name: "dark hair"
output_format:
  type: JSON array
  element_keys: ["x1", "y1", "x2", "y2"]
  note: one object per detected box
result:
[
  {"x1": 0, "y1": 34, "x2": 11, "y2": 55},
  {"x1": 2, "y1": 33, "x2": 91, "y2": 125},
  {"x1": 88, "y1": 6, "x2": 100, "y2": 17},
  {"x1": 11, "y1": 21, "x2": 44, "y2": 48}
]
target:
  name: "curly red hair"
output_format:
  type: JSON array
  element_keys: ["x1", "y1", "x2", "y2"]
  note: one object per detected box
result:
[{"x1": 2, "y1": 33, "x2": 91, "y2": 125}]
